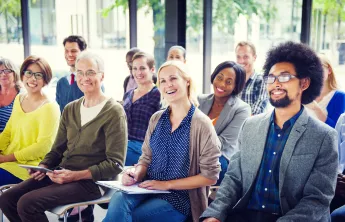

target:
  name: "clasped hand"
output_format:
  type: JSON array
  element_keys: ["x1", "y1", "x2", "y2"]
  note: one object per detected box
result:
[
  {"x1": 46, "y1": 169, "x2": 76, "y2": 184},
  {"x1": 28, "y1": 164, "x2": 76, "y2": 184}
]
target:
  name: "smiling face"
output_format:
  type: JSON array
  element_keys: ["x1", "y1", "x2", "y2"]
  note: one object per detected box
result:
[
  {"x1": 235, "y1": 45, "x2": 256, "y2": 76},
  {"x1": 64, "y1": 42, "x2": 81, "y2": 68},
  {"x1": 158, "y1": 65, "x2": 189, "y2": 105},
  {"x1": 132, "y1": 57, "x2": 154, "y2": 85},
  {"x1": 213, "y1": 67, "x2": 236, "y2": 99},
  {"x1": 76, "y1": 58, "x2": 104, "y2": 94},
  {"x1": 0, "y1": 64, "x2": 14, "y2": 87},
  {"x1": 22, "y1": 63, "x2": 46, "y2": 93},
  {"x1": 267, "y1": 62, "x2": 309, "y2": 108},
  {"x1": 167, "y1": 48, "x2": 185, "y2": 63}
]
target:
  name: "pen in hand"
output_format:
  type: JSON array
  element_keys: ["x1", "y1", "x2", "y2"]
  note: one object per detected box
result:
[{"x1": 115, "y1": 162, "x2": 136, "y2": 181}]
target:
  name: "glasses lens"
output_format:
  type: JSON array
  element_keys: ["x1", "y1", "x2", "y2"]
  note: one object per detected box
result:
[
  {"x1": 4, "y1": 69, "x2": 12, "y2": 74},
  {"x1": 278, "y1": 75, "x2": 291, "y2": 83},
  {"x1": 76, "y1": 71, "x2": 84, "y2": 76},
  {"x1": 24, "y1": 70, "x2": 32, "y2": 77},
  {"x1": 264, "y1": 76, "x2": 275, "y2": 84},
  {"x1": 35, "y1": 73, "x2": 44, "y2": 80},
  {"x1": 86, "y1": 70, "x2": 96, "y2": 77}
]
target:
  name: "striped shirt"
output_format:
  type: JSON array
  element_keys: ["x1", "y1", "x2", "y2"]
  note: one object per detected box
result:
[
  {"x1": 147, "y1": 105, "x2": 195, "y2": 216},
  {"x1": 0, "y1": 99, "x2": 15, "y2": 132},
  {"x1": 247, "y1": 107, "x2": 303, "y2": 214},
  {"x1": 239, "y1": 72, "x2": 269, "y2": 115},
  {"x1": 123, "y1": 86, "x2": 161, "y2": 141}
]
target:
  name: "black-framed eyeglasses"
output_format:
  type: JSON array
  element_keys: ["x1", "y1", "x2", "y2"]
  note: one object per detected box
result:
[
  {"x1": 76, "y1": 70, "x2": 101, "y2": 78},
  {"x1": 264, "y1": 73, "x2": 298, "y2": 84},
  {"x1": 24, "y1": 70, "x2": 45, "y2": 80},
  {"x1": 0, "y1": 69, "x2": 13, "y2": 75}
]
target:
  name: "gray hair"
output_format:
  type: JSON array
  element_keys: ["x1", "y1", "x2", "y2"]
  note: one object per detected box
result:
[
  {"x1": 75, "y1": 51, "x2": 104, "y2": 73},
  {"x1": 0, "y1": 57, "x2": 21, "y2": 92}
]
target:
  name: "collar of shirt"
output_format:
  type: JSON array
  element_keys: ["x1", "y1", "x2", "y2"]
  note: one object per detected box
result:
[
  {"x1": 270, "y1": 106, "x2": 304, "y2": 130},
  {"x1": 67, "y1": 72, "x2": 76, "y2": 85},
  {"x1": 162, "y1": 104, "x2": 196, "y2": 129},
  {"x1": 248, "y1": 71, "x2": 257, "y2": 80}
]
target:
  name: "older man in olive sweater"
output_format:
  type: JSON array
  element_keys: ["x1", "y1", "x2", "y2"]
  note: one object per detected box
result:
[{"x1": 0, "y1": 51, "x2": 128, "y2": 222}]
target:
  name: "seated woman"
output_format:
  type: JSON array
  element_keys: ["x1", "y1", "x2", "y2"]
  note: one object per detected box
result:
[
  {"x1": 124, "y1": 51, "x2": 161, "y2": 166},
  {"x1": 0, "y1": 56, "x2": 60, "y2": 186},
  {"x1": 103, "y1": 61, "x2": 221, "y2": 222},
  {"x1": 0, "y1": 57, "x2": 22, "y2": 133},
  {"x1": 198, "y1": 61, "x2": 251, "y2": 185},
  {"x1": 306, "y1": 54, "x2": 345, "y2": 127},
  {"x1": 0, "y1": 51, "x2": 127, "y2": 222},
  {"x1": 167, "y1": 45, "x2": 186, "y2": 63}
]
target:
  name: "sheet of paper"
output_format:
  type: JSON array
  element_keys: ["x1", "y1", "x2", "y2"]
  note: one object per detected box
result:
[{"x1": 96, "y1": 181, "x2": 170, "y2": 194}]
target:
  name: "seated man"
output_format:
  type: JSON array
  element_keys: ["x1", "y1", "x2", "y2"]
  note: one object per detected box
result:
[
  {"x1": 0, "y1": 51, "x2": 127, "y2": 222},
  {"x1": 200, "y1": 41, "x2": 338, "y2": 222}
]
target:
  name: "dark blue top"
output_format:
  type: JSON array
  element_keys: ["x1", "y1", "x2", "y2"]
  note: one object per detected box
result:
[
  {"x1": 247, "y1": 107, "x2": 304, "y2": 214},
  {"x1": 326, "y1": 90, "x2": 345, "y2": 128},
  {"x1": 0, "y1": 99, "x2": 15, "y2": 132},
  {"x1": 147, "y1": 105, "x2": 195, "y2": 216},
  {"x1": 56, "y1": 75, "x2": 105, "y2": 113},
  {"x1": 123, "y1": 86, "x2": 161, "y2": 142}
]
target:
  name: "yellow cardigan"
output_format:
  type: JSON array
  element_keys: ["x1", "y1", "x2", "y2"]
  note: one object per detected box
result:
[{"x1": 0, "y1": 95, "x2": 60, "y2": 180}]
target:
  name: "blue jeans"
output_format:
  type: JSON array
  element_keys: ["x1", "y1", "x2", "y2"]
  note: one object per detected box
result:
[
  {"x1": 103, "y1": 192, "x2": 187, "y2": 222},
  {"x1": 125, "y1": 140, "x2": 144, "y2": 166},
  {"x1": 215, "y1": 155, "x2": 229, "y2": 186},
  {"x1": 0, "y1": 168, "x2": 22, "y2": 186},
  {"x1": 331, "y1": 205, "x2": 345, "y2": 222}
]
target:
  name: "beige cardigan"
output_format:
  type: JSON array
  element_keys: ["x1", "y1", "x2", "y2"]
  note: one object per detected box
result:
[{"x1": 138, "y1": 108, "x2": 221, "y2": 221}]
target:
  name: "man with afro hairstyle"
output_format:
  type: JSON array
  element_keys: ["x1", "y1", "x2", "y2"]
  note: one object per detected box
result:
[{"x1": 201, "y1": 41, "x2": 338, "y2": 222}]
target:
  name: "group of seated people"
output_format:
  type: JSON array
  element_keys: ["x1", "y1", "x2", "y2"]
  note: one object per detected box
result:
[{"x1": 0, "y1": 36, "x2": 345, "y2": 222}]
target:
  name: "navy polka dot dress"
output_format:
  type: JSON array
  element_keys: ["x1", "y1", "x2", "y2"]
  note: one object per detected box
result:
[{"x1": 147, "y1": 105, "x2": 195, "y2": 216}]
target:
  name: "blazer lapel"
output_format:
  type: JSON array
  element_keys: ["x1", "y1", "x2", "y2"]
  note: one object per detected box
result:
[
  {"x1": 199, "y1": 95, "x2": 213, "y2": 115},
  {"x1": 250, "y1": 112, "x2": 272, "y2": 176},
  {"x1": 278, "y1": 109, "x2": 308, "y2": 192},
  {"x1": 214, "y1": 96, "x2": 236, "y2": 133}
]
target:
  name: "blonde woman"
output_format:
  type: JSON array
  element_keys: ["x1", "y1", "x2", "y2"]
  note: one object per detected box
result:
[
  {"x1": 0, "y1": 57, "x2": 21, "y2": 133},
  {"x1": 306, "y1": 54, "x2": 345, "y2": 127},
  {"x1": 103, "y1": 61, "x2": 221, "y2": 222}
]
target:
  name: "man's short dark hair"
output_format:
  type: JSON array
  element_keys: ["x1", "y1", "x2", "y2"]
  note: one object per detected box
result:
[
  {"x1": 210, "y1": 61, "x2": 246, "y2": 96},
  {"x1": 63, "y1": 35, "x2": 87, "y2": 51},
  {"x1": 263, "y1": 41, "x2": 323, "y2": 104},
  {"x1": 126, "y1": 47, "x2": 141, "y2": 58}
]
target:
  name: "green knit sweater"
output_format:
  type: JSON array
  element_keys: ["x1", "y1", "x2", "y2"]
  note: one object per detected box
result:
[{"x1": 41, "y1": 97, "x2": 128, "y2": 181}]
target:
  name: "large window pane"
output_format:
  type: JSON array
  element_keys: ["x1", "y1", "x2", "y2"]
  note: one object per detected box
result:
[
  {"x1": 137, "y1": 0, "x2": 165, "y2": 69},
  {"x1": 28, "y1": 0, "x2": 130, "y2": 100},
  {"x1": 0, "y1": 0, "x2": 24, "y2": 63},
  {"x1": 311, "y1": 1, "x2": 345, "y2": 85},
  {"x1": 186, "y1": 0, "x2": 203, "y2": 94},
  {"x1": 211, "y1": 0, "x2": 302, "y2": 75}
]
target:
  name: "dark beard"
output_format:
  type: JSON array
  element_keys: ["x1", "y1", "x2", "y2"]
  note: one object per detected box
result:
[{"x1": 269, "y1": 93, "x2": 292, "y2": 108}]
